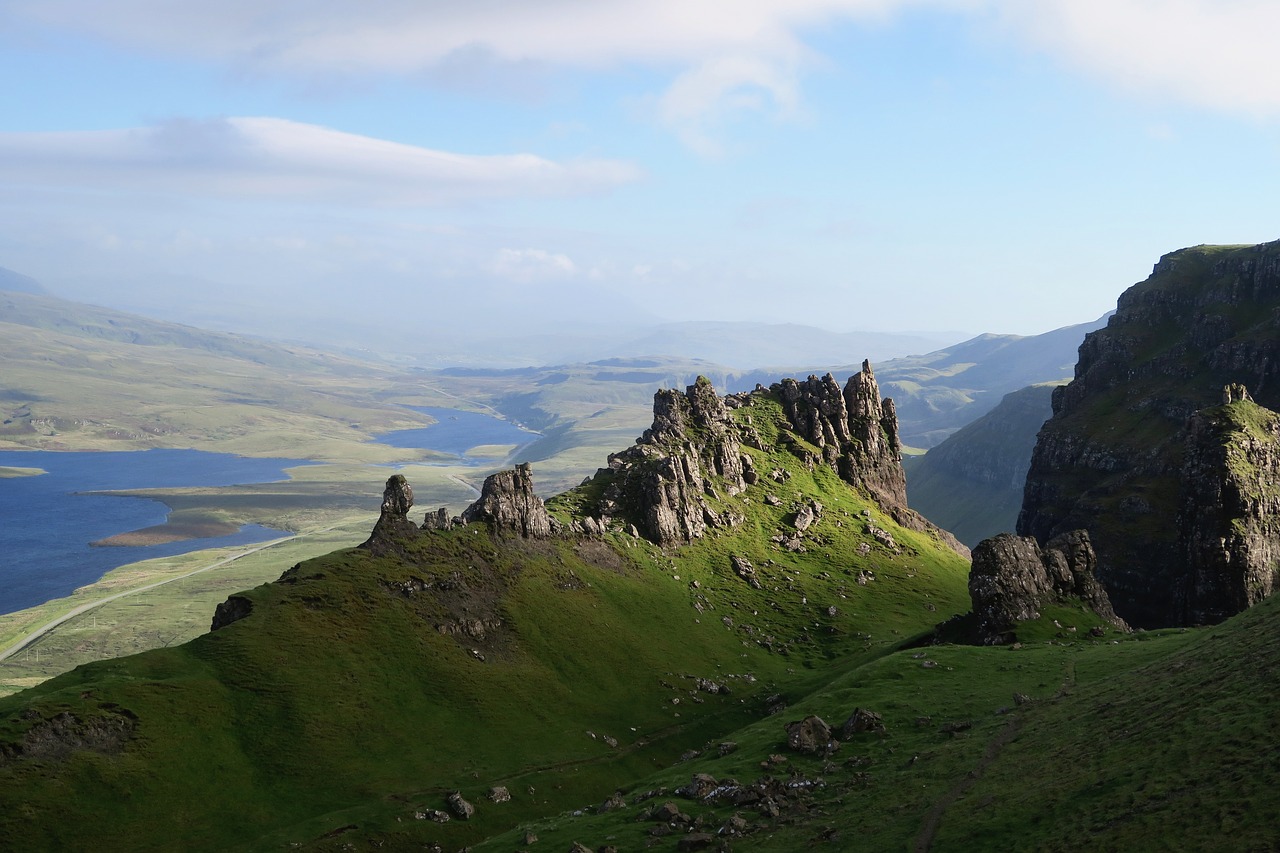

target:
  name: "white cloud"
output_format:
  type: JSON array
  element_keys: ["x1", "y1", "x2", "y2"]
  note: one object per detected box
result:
[
  {"x1": 2, "y1": 1, "x2": 954, "y2": 151},
  {"x1": 993, "y1": 1, "x2": 1280, "y2": 116},
  {"x1": 490, "y1": 247, "x2": 578, "y2": 282},
  {"x1": 0, "y1": 117, "x2": 639, "y2": 205},
  {"x1": 7, "y1": 1, "x2": 1280, "y2": 152}
]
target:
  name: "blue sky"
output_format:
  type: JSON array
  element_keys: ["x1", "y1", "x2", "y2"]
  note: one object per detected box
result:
[{"x1": 1, "y1": 1, "x2": 1278, "y2": 352}]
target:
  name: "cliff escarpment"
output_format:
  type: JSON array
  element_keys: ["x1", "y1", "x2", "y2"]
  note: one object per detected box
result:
[
  {"x1": 1019, "y1": 240, "x2": 1280, "y2": 627},
  {"x1": 1179, "y1": 398, "x2": 1280, "y2": 624}
]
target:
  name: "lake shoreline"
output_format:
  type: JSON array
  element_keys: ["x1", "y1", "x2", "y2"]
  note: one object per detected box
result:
[{"x1": 91, "y1": 518, "x2": 246, "y2": 547}]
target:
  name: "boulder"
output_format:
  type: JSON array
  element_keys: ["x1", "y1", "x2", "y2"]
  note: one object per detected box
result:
[
  {"x1": 785, "y1": 714, "x2": 835, "y2": 755},
  {"x1": 969, "y1": 530, "x2": 1126, "y2": 644}
]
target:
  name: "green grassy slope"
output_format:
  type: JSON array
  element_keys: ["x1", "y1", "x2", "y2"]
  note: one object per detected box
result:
[
  {"x1": 3, "y1": 379, "x2": 1278, "y2": 852},
  {"x1": 474, "y1": 601, "x2": 1278, "y2": 853},
  {"x1": 0, "y1": 394, "x2": 972, "y2": 851}
]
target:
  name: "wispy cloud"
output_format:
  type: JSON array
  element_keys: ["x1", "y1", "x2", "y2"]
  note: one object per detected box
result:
[
  {"x1": 2, "y1": 1, "x2": 953, "y2": 152},
  {"x1": 14, "y1": 1, "x2": 1279, "y2": 123},
  {"x1": 0, "y1": 117, "x2": 639, "y2": 205},
  {"x1": 994, "y1": 1, "x2": 1280, "y2": 116},
  {"x1": 490, "y1": 247, "x2": 578, "y2": 283}
]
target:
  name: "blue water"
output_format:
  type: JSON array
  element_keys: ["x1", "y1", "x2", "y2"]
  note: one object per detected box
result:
[
  {"x1": 0, "y1": 449, "x2": 309, "y2": 615},
  {"x1": 376, "y1": 406, "x2": 539, "y2": 464}
]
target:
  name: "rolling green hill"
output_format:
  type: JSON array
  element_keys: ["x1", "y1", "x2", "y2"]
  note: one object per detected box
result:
[
  {"x1": 2, "y1": 371, "x2": 1278, "y2": 852},
  {"x1": 0, "y1": 382, "x2": 974, "y2": 851}
]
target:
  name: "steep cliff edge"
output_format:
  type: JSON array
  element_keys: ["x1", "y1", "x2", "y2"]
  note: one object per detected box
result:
[
  {"x1": 1179, "y1": 398, "x2": 1280, "y2": 624},
  {"x1": 1019, "y1": 240, "x2": 1280, "y2": 626}
]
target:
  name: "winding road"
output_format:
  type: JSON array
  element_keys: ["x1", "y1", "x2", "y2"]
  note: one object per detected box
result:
[{"x1": 0, "y1": 535, "x2": 294, "y2": 662}]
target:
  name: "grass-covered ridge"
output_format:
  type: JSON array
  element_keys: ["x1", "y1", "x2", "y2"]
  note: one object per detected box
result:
[
  {"x1": 0, "y1": 383, "x2": 973, "y2": 851},
  {"x1": 3, "y1": 375, "x2": 1279, "y2": 851}
]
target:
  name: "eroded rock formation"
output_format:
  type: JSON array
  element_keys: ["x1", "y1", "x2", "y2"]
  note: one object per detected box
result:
[
  {"x1": 772, "y1": 362, "x2": 905, "y2": 508},
  {"x1": 770, "y1": 363, "x2": 968, "y2": 557},
  {"x1": 459, "y1": 462, "x2": 557, "y2": 538},
  {"x1": 362, "y1": 474, "x2": 421, "y2": 554},
  {"x1": 968, "y1": 530, "x2": 1125, "y2": 644},
  {"x1": 582, "y1": 376, "x2": 753, "y2": 545},
  {"x1": 1178, "y1": 399, "x2": 1280, "y2": 624}
]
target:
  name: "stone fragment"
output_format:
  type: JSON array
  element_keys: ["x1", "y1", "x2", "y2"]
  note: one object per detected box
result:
[{"x1": 446, "y1": 791, "x2": 474, "y2": 820}]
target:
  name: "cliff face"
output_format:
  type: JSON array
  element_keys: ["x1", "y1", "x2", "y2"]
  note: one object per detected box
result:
[
  {"x1": 1179, "y1": 400, "x2": 1280, "y2": 624},
  {"x1": 1019, "y1": 240, "x2": 1280, "y2": 627}
]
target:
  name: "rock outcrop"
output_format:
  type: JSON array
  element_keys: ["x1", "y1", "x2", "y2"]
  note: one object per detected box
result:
[
  {"x1": 210, "y1": 595, "x2": 253, "y2": 631},
  {"x1": 1178, "y1": 399, "x2": 1280, "y2": 624},
  {"x1": 582, "y1": 376, "x2": 752, "y2": 545},
  {"x1": 459, "y1": 462, "x2": 556, "y2": 538},
  {"x1": 771, "y1": 363, "x2": 968, "y2": 557},
  {"x1": 567, "y1": 370, "x2": 966, "y2": 555},
  {"x1": 362, "y1": 474, "x2": 421, "y2": 554},
  {"x1": 1019, "y1": 240, "x2": 1280, "y2": 626},
  {"x1": 968, "y1": 530, "x2": 1125, "y2": 645},
  {"x1": 772, "y1": 362, "x2": 905, "y2": 508}
]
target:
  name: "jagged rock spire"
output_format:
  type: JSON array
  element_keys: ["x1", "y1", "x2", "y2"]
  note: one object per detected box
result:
[
  {"x1": 773, "y1": 360, "x2": 905, "y2": 510},
  {"x1": 460, "y1": 462, "x2": 557, "y2": 538},
  {"x1": 362, "y1": 474, "x2": 422, "y2": 553},
  {"x1": 582, "y1": 376, "x2": 751, "y2": 546}
]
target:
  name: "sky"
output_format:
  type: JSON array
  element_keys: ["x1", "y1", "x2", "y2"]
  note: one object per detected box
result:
[{"x1": 2, "y1": 1, "x2": 1279, "y2": 356}]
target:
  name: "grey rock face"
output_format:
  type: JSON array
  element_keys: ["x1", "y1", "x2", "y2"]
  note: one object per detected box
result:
[
  {"x1": 968, "y1": 530, "x2": 1125, "y2": 644},
  {"x1": 446, "y1": 791, "x2": 474, "y2": 820},
  {"x1": 362, "y1": 474, "x2": 421, "y2": 553},
  {"x1": 773, "y1": 362, "x2": 906, "y2": 509},
  {"x1": 1019, "y1": 240, "x2": 1280, "y2": 626},
  {"x1": 421, "y1": 507, "x2": 455, "y2": 531},
  {"x1": 209, "y1": 594, "x2": 253, "y2": 632},
  {"x1": 772, "y1": 363, "x2": 968, "y2": 558},
  {"x1": 381, "y1": 474, "x2": 412, "y2": 514},
  {"x1": 1178, "y1": 400, "x2": 1280, "y2": 624},
  {"x1": 587, "y1": 376, "x2": 749, "y2": 545},
  {"x1": 460, "y1": 462, "x2": 556, "y2": 538},
  {"x1": 840, "y1": 708, "x2": 885, "y2": 737},
  {"x1": 785, "y1": 715, "x2": 836, "y2": 755}
]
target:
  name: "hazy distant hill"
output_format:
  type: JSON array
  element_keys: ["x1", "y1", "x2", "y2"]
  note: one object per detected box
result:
[
  {"x1": 876, "y1": 315, "x2": 1108, "y2": 447},
  {"x1": 0, "y1": 289, "x2": 374, "y2": 375},
  {"x1": 903, "y1": 383, "x2": 1058, "y2": 546},
  {"x1": 0, "y1": 267, "x2": 46, "y2": 295},
  {"x1": 605, "y1": 321, "x2": 956, "y2": 368}
]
